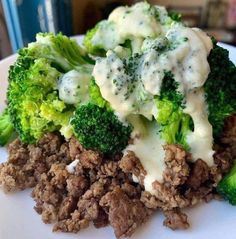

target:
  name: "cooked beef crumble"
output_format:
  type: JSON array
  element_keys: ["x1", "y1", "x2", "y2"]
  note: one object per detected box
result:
[{"x1": 0, "y1": 116, "x2": 235, "y2": 238}]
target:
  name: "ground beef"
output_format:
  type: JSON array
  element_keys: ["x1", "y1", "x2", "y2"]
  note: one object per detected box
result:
[
  {"x1": 100, "y1": 187, "x2": 151, "y2": 238},
  {"x1": 186, "y1": 159, "x2": 210, "y2": 190},
  {"x1": 0, "y1": 139, "x2": 35, "y2": 192},
  {"x1": 68, "y1": 137, "x2": 83, "y2": 159},
  {"x1": 79, "y1": 150, "x2": 102, "y2": 169},
  {"x1": 163, "y1": 208, "x2": 189, "y2": 230},
  {"x1": 0, "y1": 115, "x2": 235, "y2": 237},
  {"x1": 66, "y1": 175, "x2": 89, "y2": 198},
  {"x1": 163, "y1": 145, "x2": 190, "y2": 187},
  {"x1": 0, "y1": 134, "x2": 147, "y2": 237},
  {"x1": 119, "y1": 150, "x2": 147, "y2": 184},
  {"x1": 58, "y1": 196, "x2": 78, "y2": 220}
]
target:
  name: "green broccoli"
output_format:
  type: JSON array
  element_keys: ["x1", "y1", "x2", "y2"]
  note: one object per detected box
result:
[
  {"x1": 7, "y1": 56, "x2": 74, "y2": 144},
  {"x1": 5, "y1": 32, "x2": 97, "y2": 145},
  {"x1": 70, "y1": 103, "x2": 132, "y2": 154},
  {"x1": 20, "y1": 33, "x2": 94, "y2": 72},
  {"x1": 168, "y1": 11, "x2": 182, "y2": 22},
  {"x1": 83, "y1": 23, "x2": 107, "y2": 56},
  {"x1": 217, "y1": 162, "x2": 236, "y2": 205},
  {"x1": 205, "y1": 44, "x2": 236, "y2": 138},
  {"x1": 155, "y1": 72, "x2": 192, "y2": 150},
  {"x1": 89, "y1": 78, "x2": 111, "y2": 109},
  {"x1": 0, "y1": 109, "x2": 14, "y2": 146}
]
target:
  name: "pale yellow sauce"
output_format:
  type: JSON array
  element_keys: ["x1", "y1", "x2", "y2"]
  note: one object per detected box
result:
[
  {"x1": 124, "y1": 121, "x2": 166, "y2": 192},
  {"x1": 91, "y1": 3, "x2": 215, "y2": 193}
]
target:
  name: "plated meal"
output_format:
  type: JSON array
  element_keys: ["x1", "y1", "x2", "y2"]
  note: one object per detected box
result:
[{"x1": 0, "y1": 2, "x2": 236, "y2": 238}]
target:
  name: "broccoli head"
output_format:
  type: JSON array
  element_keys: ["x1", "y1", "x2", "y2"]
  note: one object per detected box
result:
[
  {"x1": 70, "y1": 103, "x2": 132, "y2": 154},
  {"x1": 168, "y1": 11, "x2": 182, "y2": 22},
  {"x1": 217, "y1": 162, "x2": 236, "y2": 205},
  {"x1": 205, "y1": 44, "x2": 236, "y2": 138},
  {"x1": 20, "y1": 33, "x2": 94, "y2": 72},
  {"x1": 155, "y1": 72, "x2": 192, "y2": 150},
  {"x1": 83, "y1": 23, "x2": 107, "y2": 56},
  {"x1": 0, "y1": 109, "x2": 14, "y2": 146},
  {"x1": 7, "y1": 55, "x2": 74, "y2": 143}
]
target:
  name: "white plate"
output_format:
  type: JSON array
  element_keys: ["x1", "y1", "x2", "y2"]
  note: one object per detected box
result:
[{"x1": 0, "y1": 39, "x2": 236, "y2": 239}]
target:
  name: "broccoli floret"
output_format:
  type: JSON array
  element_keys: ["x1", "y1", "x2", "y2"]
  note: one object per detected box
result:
[
  {"x1": 70, "y1": 103, "x2": 132, "y2": 154},
  {"x1": 0, "y1": 109, "x2": 14, "y2": 146},
  {"x1": 6, "y1": 32, "x2": 97, "y2": 143},
  {"x1": 7, "y1": 56, "x2": 74, "y2": 143},
  {"x1": 168, "y1": 11, "x2": 182, "y2": 22},
  {"x1": 217, "y1": 162, "x2": 236, "y2": 205},
  {"x1": 83, "y1": 23, "x2": 107, "y2": 56},
  {"x1": 205, "y1": 44, "x2": 236, "y2": 138},
  {"x1": 20, "y1": 33, "x2": 94, "y2": 72},
  {"x1": 58, "y1": 67, "x2": 92, "y2": 105},
  {"x1": 155, "y1": 72, "x2": 192, "y2": 149},
  {"x1": 89, "y1": 78, "x2": 111, "y2": 109}
]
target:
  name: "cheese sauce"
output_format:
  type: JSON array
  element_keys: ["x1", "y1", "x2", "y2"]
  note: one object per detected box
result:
[
  {"x1": 58, "y1": 69, "x2": 91, "y2": 105},
  {"x1": 91, "y1": 2, "x2": 176, "y2": 53},
  {"x1": 124, "y1": 121, "x2": 166, "y2": 192},
  {"x1": 91, "y1": 3, "x2": 215, "y2": 193}
]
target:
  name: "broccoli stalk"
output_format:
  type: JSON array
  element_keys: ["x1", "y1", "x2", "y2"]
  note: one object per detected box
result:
[
  {"x1": 0, "y1": 109, "x2": 14, "y2": 146},
  {"x1": 217, "y1": 162, "x2": 236, "y2": 205},
  {"x1": 70, "y1": 103, "x2": 132, "y2": 154}
]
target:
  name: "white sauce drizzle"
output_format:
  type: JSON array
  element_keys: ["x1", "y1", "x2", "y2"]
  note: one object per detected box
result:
[
  {"x1": 92, "y1": 2, "x2": 215, "y2": 192},
  {"x1": 93, "y1": 52, "x2": 157, "y2": 119},
  {"x1": 91, "y1": 2, "x2": 175, "y2": 53},
  {"x1": 184, "y1": 89, "x2": 214, "y2": 166},
  {"x1": 124, "y1": 121, "x2": 166, "y2": 192},
  {"x1": 141, "y1": 27, "x2": 212, "y2": 95}
]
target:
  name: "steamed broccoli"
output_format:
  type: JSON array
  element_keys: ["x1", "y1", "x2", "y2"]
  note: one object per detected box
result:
[
  {"x1": 89, "y1": 78, "x2": 111, "y2": 109},
  {"x1": 205, "y1": 44, "x2": 236, "y2": 138},
  {"x1": 217, "y1": 162, "x2": 236, "y2": 205},
  {"x1": 5, "y1": 32, "x2": 97, "y2": 145},
  {"x1": 7, "y1": 56, "x2": 74, "y2": 143},
  {"x1": 83, "y1": 2, "x2": 181, "y2": 56},
  {"x1": 168, "y1": 11, "x2": 182, "y2": 22},
  {"x1": 83, "y1": 23, "x2": 107, "y2": 56},
  {"x1": 20, "y1": 33, "x2": 94, "y2": 72},
  {"x1": 0, "y1": 109, "x2": 14, "y2": 146},
  {"x1": 155, "y1": 72, "x2": 192, "y2": 149},
  {"x1": 70, "y1": 103, "x2": 132, "y2": 154}
]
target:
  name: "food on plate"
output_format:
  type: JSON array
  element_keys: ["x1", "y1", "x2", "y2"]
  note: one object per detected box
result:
[{"x1": 0, "y1": 2, "x2": 236, "y2": 238}]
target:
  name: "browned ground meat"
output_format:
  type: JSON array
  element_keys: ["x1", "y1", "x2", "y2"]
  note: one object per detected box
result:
[
  {"x1": 0, "y1": 116, "x2": 235, "y2": 237},
  {"x1": 100, "y1": 187, "x2": 151, "y2": 238},
  {"x1": 163, "y1": 208, "x2": 189, "y2": 230}
]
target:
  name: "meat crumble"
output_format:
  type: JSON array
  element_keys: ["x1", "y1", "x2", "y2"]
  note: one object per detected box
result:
[{"x1": 0, "y1": 116, "x2": 235, "y2": 238}]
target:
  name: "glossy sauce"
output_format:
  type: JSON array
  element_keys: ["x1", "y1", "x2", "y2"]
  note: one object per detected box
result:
[
  {"x1": 124, "y1": 121, "x2": 166, "y2": 191},
  {"x1": 92, "y1": 3, "x2": 215, "y2": 192}
]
